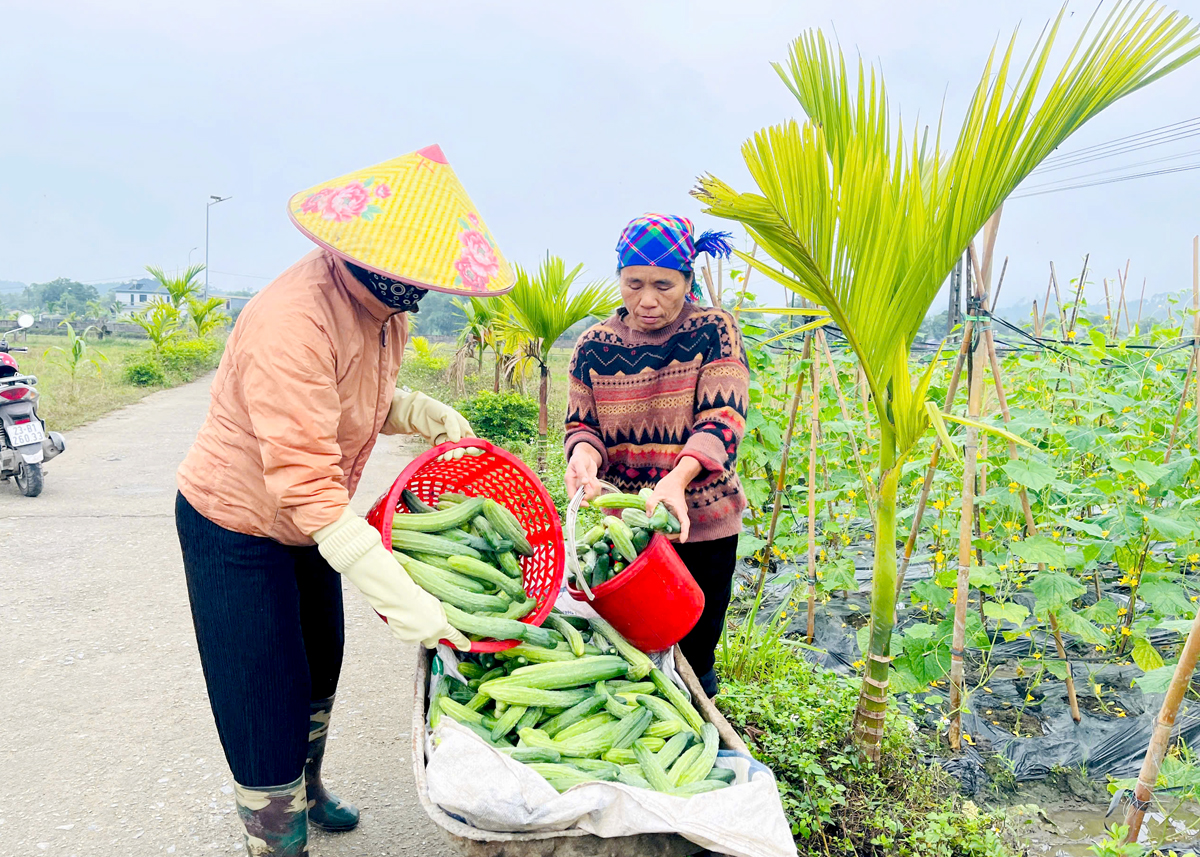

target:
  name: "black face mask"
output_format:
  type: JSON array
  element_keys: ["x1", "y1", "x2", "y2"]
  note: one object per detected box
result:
[{"x1": 345, "y1": 261, "x2": 428, "y2": 313}]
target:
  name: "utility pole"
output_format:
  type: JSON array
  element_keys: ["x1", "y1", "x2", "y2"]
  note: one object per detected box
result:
[
  {"x1": 947, "y1": 256, "x2": 964, "y2": 337},
  {"x1": 205, "y1": 195, "x2": 232, "y2": 299}
]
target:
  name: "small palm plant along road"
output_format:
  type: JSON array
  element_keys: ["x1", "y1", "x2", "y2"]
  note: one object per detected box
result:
[{"x1": 0, "y1": 375, "x2": 457, "y2": 856}]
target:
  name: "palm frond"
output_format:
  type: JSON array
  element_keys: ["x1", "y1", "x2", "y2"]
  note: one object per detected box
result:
[{"x1": 695, "y1": 1, "x2": 1200, "y2": 441}]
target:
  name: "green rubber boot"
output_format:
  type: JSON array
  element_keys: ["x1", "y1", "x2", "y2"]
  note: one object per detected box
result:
[
  {"x1": 234, "y1": 774, "x2": 308, "y2": 856},
  {"x1": 305, "y1": 696, "x2": 360, "y2": 831}
]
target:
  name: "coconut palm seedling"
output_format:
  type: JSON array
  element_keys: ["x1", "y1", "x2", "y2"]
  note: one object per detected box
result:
[
  {"x1": 695, "y1": 1, "x2": 1200, "y2": 760},
  {"x1": 185, "y1": 296, "x2": 231, "y2": 339},
  {"x1": 132, "y1": 301, "x2": 183, "y2": 356},
  {"x1": 146, "y1": 263, "x2": 205, "y2": 310},
  {"x1": 495, "y1": 254, "x2": 620, "y2": 471}
]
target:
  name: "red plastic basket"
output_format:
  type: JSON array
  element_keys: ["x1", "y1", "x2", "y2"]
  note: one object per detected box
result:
[{"x1": 365, "y1": 437, "x2": 564, "y2": 653}]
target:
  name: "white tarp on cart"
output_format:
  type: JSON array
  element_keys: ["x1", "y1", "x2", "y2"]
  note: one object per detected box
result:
[
  {"x1": 423, "y1": 595, "x2": 797, "y2": 857},
  {"x1": 427, "y1": 721, "x2": 796, "y2": 857}
]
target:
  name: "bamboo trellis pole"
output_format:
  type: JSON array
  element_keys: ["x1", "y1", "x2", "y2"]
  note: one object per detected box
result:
[
  {"x1": 1122, "y1": 236, "x2": 1200, "y2": 844},
  {"x1": 1136, "y1": 276, "x2": 1148, "y2": 338},
  {"x1": 1117, "y1": 260, "x2": 1131, "y2": 338},
  {"x1": 983, "y1": 326, "x2": 1081, "y2": 722},
  {"x1": 1050, "y1": 262, "x2": 1066, "y2": 341},
  {"x1": 757, "y1": 333, "x2": 812, "y2": 599},
  {"x1": 1103, "y1": 277, "x2": 1114, "y2": 340},
  {"x1": 948, "y1": 295, "x2": 986, "y2": 747},
  {"x1": 700, "y1": 264, "x2": 720, "y2": 309},
  {"x1": 948, "y1": 208, "x2": 1002, "y2": 749},
  {"x1": 1193, "y1": 235, "x2": 1199, "y2": 454},
  {"x1": 818, "y1": 333, "x2": 877, "y2": 521},
  {"x1": 1164, "y1": 349, "x2": 1198, "y2": 465},
  {"x1": 1124, "y1": 602, "x2": 1200, "y2": 842},
  {"x1": 894, "y1": 307, "x2": 973, "y2": 602},
  {"x1": 1066, "y1": 255, "x2": 1090, "y2": 336},
  {"x1": 806, "y1": 342, "x2": 822, "y2": 644}
]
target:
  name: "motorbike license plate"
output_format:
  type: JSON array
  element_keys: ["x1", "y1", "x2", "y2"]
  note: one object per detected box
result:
[{"x1": 6, "y1": 421, "x2": 44, "y2": 447}]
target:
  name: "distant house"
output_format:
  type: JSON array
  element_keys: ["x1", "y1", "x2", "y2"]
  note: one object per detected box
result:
[
  {"x1": 212, "y1": 295, "x2": 252, "y2": 313},
  {"x1": 113, "y1": 280, "x2": 169, "y2": 307}
]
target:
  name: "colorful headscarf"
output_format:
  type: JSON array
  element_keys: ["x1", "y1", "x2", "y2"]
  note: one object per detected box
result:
[{"x1": 615, "y1": 214, "x2": 734, "y2": 302}]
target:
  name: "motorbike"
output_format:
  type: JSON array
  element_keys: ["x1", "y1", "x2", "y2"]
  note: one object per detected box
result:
[{"x1": 1, "y1": 313, "x2": 66, "y2": 497}]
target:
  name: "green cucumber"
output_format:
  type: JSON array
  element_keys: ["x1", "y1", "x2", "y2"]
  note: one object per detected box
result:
[
  {"x1": 591, "y1": 493, "x2": 647, "y2": 510},
  {"x1": 482, "y1": 499, "x2": 535, "y2": 557},
  {"x1": 401, "y1": 488, "x2": 437, "y2": 514},
  {"x1": 439, "y1": 528, "x2": 492, "y2": 553},
  {"x1": 548, "y1": 614, "x2": 586, "y2": 657},
  {"x1": 447, "y1": 555, "x2": 528, "y2": 600},
  {"x1": 499, "y1": 746, "x2": 562, "y2": 764},
  {"x1": 621, "y1": 508, "x2": 651, "y2": 529},
  {"x1": 496, "y1": 551, "x2": 523, "y2": 579},
  {"x1": 395, "y1": 552, "x2": 508, "y2": 613},
  {"x1": 392, "y1": 530, "x2": 481, "y2": 560},
  {"x1": 441, "y1": 602, "x2": 553, "y2": 647},
  {"x1": 540, "y1": 694, "x2": 607, "y2": 737},
  {"x1": 391, "y1": 496, "x2": 485, "y2": 532},
  {"x1": 604, "y1": 517, "x2": 638, "y2": 563}
]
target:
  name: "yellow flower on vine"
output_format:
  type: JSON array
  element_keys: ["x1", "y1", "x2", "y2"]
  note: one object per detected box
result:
[
  {"x1": 1008, "y1": 482, "x2": 1019, "y2": 494},
  {"x1": 1067, "y1": 330, "x2": 1077, "y2": 339},
  {"x1": 1121, "y1": 627, "x2": 1132, "y2": 636},
  {"x1": 1188, "y1": 553, "x2": 1199, "y2": 564},
  {"x1": 933, "y1": 500, "x2": 945, "y2": 511},
  {"x1": 935, "y1": 550, "x2": 946, "y2": 564}
]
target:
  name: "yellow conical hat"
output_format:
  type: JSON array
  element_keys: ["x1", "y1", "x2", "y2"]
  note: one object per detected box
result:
[{"x1": 287, "y1": 145, "x2": 515, "y2": 296}]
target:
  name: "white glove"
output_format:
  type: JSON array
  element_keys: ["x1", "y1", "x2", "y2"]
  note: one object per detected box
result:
[
  {"x1": 312, "y1": 508, "x2": 470, "y2": 650},
  {"x1": 383, "y1": 389, "x2": 475, "y2": 460}
]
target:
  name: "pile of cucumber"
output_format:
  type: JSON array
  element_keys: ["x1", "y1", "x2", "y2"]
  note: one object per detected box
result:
[
  {"x1": 394, "y1": 489, "x2": 548, "y2": 645},
  {"x1": 573, "y1": 490, "x2": 681, "y2": 591},
  {"x1": 429, "y1": 610, "x2": 732, "y2": 796}
]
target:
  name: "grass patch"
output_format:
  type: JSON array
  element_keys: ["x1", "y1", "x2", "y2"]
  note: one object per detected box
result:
[
  {"x1": 15, "y1": 333, "x2": 223, "y2": 431},
  {"x1": 718, "y1": 649, "x2": 1018, "y2": 856}
]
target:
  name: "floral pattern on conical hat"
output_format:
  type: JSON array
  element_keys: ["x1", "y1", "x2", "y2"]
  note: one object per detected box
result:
[{"x1": 287, "y1": 145, "x2": 514, "y2": 296}]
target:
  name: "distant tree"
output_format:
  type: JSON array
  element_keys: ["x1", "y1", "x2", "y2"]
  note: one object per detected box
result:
[{"x1": 23, "y1": 278, "x2": 99, "y2": 315}]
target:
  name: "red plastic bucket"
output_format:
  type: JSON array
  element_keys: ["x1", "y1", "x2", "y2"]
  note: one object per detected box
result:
[
  {"x1": 567, "y1": 532, "x2": 704, "y2": 652},
  {"x1": 366, "y1": 438, "x2": 564, "y2": 653}
]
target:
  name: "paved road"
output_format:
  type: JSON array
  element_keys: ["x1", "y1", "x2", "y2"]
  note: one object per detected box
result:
[{"x1": 0, "y1": 376, "x2": 458, "y2": 856}]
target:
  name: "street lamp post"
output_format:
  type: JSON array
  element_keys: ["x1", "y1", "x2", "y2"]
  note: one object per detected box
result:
[{"x1": 205, "y1": 195, "x2": 232, "y2": 299}]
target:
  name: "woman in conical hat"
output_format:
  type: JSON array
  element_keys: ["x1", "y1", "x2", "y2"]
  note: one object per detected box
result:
[{"x1": 175, "y1": 145, "x2": 514, "y2": 856}]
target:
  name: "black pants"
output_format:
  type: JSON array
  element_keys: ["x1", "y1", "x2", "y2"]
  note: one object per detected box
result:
[
  {"x1": 673, "y1": 534, "x2": 738, "y2": 681},
  {"x1": 175, "y1": 492, "x2": 345, "y2": 788}
]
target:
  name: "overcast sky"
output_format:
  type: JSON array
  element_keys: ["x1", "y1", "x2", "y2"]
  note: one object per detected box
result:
[{"x1": 3, "y1": 0, "x2": 1199, "y2": 315}]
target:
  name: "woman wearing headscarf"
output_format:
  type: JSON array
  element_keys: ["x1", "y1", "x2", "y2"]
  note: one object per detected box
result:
[
  {"x1": 563, "y1": 213, "x2": 749, "y2": 698},
  {"x1": 174, "y1": 145, "x2": 514, "y2": 856}
]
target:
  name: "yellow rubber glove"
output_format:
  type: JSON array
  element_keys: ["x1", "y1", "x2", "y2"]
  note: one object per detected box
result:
[
  {"x1": 382, "y1": 389, "x2": 475, "y2": 460},
  {"x1": 312, "y1": 508, "x2": 470, "y2": 650}
]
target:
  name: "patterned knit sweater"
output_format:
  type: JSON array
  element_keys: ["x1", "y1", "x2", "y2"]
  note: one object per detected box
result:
[{"x1": 564, "y1": 303, "x2": 749, "y2": 542}]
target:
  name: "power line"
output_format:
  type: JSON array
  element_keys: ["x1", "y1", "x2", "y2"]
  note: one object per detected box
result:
[
  {"x1": 209, "y1": 269, "x2": 273, "y2": 281},
  {"x1": 1034, "y1": 115, "x2": 1200, "y2": 172},
  {"x1": 1017, "y1": 147, "x2": 1200, "y2": 192},
  {"x1": 1011, "y1": 161, "x2": 1200, "y2": 198}
]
